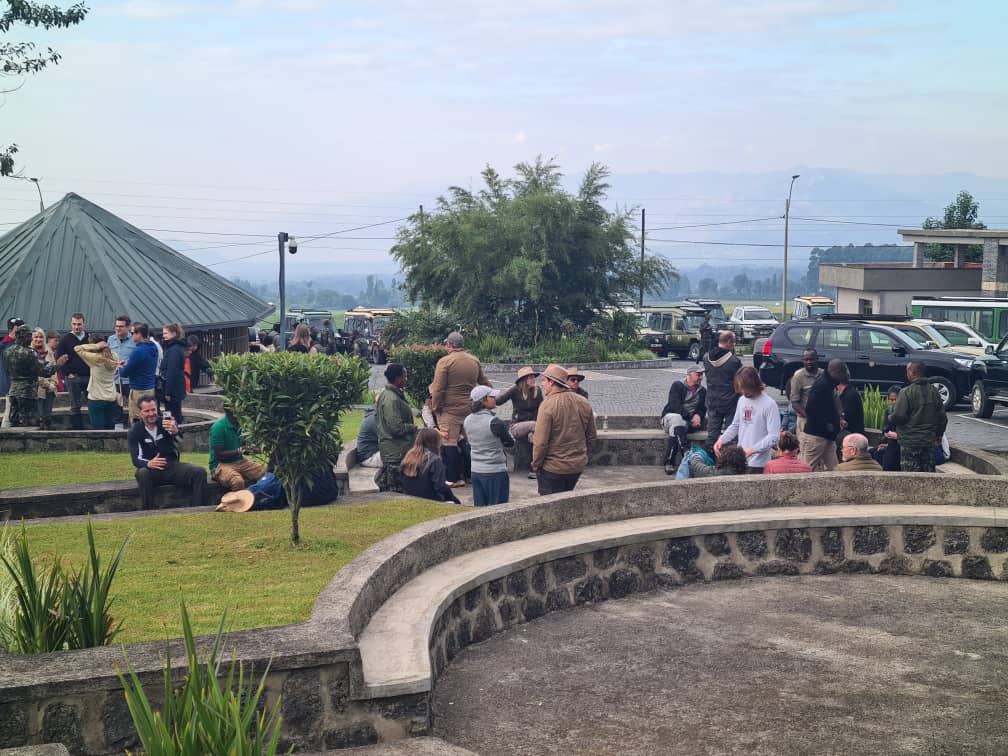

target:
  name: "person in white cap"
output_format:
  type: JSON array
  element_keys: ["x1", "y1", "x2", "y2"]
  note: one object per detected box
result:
[
  {"x1": 463, "y1": 385, "x2": 515, "y2": 506},
  {"x1": 532, "y1": 364, "x2": 597, "y2": 495}
]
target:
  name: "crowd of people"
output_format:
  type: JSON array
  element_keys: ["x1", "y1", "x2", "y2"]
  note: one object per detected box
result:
[{"x1": 1, "y1": 313, "x2": 214, "y2": 431}]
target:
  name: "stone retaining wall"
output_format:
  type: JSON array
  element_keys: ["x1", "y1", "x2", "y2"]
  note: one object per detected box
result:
[
  {"x1": 0, "y1": 412, "x2": 218, "y2": 454},
  {"x1": 426, "y1": 523, "x2": 1008, "y2": 683}
]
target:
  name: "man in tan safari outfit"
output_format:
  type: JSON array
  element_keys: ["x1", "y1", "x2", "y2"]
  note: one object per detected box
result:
[{"x1": 429, "y1": 331, "x2": 491, "y2": 484}]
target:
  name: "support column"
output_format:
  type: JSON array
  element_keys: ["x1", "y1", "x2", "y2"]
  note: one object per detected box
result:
[
  {"x1": 953, "y1": 244, "x2": 966, "y2": 268},
  {"x1": 912, "y1": 242, "x2": 927, "y2": 268},
  {"x1": 981, "y1": 239, "x2": 1008, "y2": 296}
]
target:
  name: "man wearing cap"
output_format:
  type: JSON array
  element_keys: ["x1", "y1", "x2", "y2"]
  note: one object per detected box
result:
[
  {"x1": 532, "y1": 364, "x2": 597, "y2": 495},
  {"x1": 128, "y1": 394, "x2": 207, "y2": 509},
  {"x1": 429, "y1": 331, "x2": 490, "y2": 484},
  {"x1": 57, "y1": 312, "x2": 91, "y2": 429},
  {"x1": 660, "y1": 365, "x2": 707, "y2": 473},
  {"x1": 375, "y1": 362, "x2": 418, "y2": 492},
  {"x1": 565, "y1": 367, "x2": 589, "y2": 398},
  {"x1": 1, "y1": 317, "x2": 25, "y2": 428},
  {"x1": 3, "y1": 326, "x2": 67, "y2": 427},
  {"x1": 495, "y1": 366, "x2": 543, "y2": 479},
  {"x1": 463, "y1": 385, "x2": 515, "y2": 506},
  {"x1": 208, "y1": 405, "x2": 267, "y2": 491}
]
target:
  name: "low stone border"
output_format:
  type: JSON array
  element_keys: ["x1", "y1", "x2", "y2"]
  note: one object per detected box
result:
[{"x1": 0, "y1": 479, "x2": 226, "y2": 520}]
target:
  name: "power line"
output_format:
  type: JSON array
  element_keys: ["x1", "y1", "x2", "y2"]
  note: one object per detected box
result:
[
  {"x1": 791, "y1": 216, "x2": 905, "y2": 228},
  {"x1": 300, "y1": 217, "x2": 410, "y2": 243},
  {"x1": 648, "y1": 238, "x2": 823, "y2": 248},
  {"x1": 648, "y1": 216, "x2": 781, "y2": 231}
]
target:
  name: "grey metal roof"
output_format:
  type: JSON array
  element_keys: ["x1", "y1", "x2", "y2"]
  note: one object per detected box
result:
[{"x1": 0, "y1": 192, "x2": 273, "y2": 332}]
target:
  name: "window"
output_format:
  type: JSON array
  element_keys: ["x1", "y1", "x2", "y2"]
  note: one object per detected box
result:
[
  {"x1": 785, "y1": 326, "x2": 814, "y2": 347},
  {"x1": 816, "y1": 327, "x2": 854, "y2": 351},
  {"x1": 934, "y1": 326, "x2": 968, "y2": 345},
  {"x1": 858, "y1": 329, "x2": 898, "y2": 352},
  {"x1": 858, "y1": 298, "x2": 873, "y2": 315}
]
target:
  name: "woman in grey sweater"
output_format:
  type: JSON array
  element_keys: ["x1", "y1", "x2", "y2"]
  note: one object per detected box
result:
[{"x1": 463, "y1": 386, "x2": 515, "y2": 506}]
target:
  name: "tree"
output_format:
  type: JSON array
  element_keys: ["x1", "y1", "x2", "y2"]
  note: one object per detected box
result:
[
  {"x1": 213, "y1": 352, "x2": 369, "y2": 545},
  {"x1": 731, "y1": 273, "x2": 750, "y2": 296},
  {"x1": 697, "y1": 277, "x2": 718, "y2": 296},
  {"x1": 2, "y1": 1, "x2": 88, "y2": 176},
  {"x1": 391, "y1": 157, "x2": 676, "y2": 345},
  {"x1": 923, "y1": 190, "x2": 986, "y2": 263}
]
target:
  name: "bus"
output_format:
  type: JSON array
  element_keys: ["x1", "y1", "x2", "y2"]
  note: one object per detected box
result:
[{"x1": 910, "y1": 297, "x2": 1008, "y2": 344}]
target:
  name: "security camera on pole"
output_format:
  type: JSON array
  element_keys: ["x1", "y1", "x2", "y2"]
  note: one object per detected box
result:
[{"x1": 277, "y1": 232, "x2": 297, "y2": 352}]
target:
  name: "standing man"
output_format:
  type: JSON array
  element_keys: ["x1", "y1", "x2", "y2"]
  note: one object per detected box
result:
[
  {"x1": 118, "y1": 323, "x2": 159, "y2": 423},
  {"x1": 836, "y1": 371, "x2": 864, "y2": 456},
  {"x1": 789, "y1": 348, "x2": 820, "y2": 455},
  {"x1": 375, "y1": 363, "x2": 418, "y2": 492},
  {"x1": 161, "y1": 323, "x2": 188, "y2": 423},
  {"x1": 107, "y1": 315, "x2": 135, "y2": 422},
  {"x1": 660, "y1": 365, "x2": 707, "y2": 473},
  {"x1": 891, "y1": 361, "x2": 947, "y2": 473},
  {"x1": 699, "y1": 313, "x2": 713, "y2": 363},
  {"x1": 1, "y1": 317, "x2": 24, "y2": 428},
  {"x1": 57, "y1": 312, "x2": 90, "y2": 428},
  {"x1": 531, "y1": 364, "x2": 597, "y2": 495},
  {"x1": 802, "y1": 359, "x2": 848, "y2": 471},
  {"x1": 704, "y1": 330, "x2": 742, "y2": 449},
  {"x1": 128, "y1": 395, "x2": 208, "y2": 509},
  {"x1": 3, "y1": 326, "x2": 66, "y2": 427},
  {"x1": 714, "y1": 366, "x2": 780, "y2": 474},
  {"x1": 429, "y1": 331, "x2": 490, "y2": 484},
  {"x1": 209, "y1": 404, "x2": 267, "y2": 491}
]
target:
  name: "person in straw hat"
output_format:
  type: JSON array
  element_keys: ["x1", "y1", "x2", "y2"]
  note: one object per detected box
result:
[
  {"x1": 565, "y1": 366, "x2": 589, "y2": 398},
  {"x1": 494, "y1": 366, "x2": 542, "y2": 479},
  {"x1": 531, "y1": 364, "x2": 596, "y2": 495}
]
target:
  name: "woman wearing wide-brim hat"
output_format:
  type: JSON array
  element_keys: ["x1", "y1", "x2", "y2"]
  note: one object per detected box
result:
[{"x1": 494, "y1": 366, "x2": 542, "y2": 479}]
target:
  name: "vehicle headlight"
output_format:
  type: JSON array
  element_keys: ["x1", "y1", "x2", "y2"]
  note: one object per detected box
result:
[{"x1": 953, "y1": 357, "x2": 980, "y2": 369}]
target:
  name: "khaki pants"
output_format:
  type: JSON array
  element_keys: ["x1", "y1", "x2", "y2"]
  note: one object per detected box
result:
[
  {"x1": 126, "y1": 389, "x2": 153, "y2": 424},
  {"x1": 212, "y1": 459, "x2": 267, "y2": 491},
  {"x1": 801, "y1": 432, "x2": 838, "y2": 471}
]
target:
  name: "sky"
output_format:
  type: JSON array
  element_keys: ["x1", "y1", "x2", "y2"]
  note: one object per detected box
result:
[{"x1": 3, "y1": 0, "x2": 1007, "y2": 280}]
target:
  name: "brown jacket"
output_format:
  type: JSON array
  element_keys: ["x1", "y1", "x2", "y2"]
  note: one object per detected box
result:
[
  {"x1": 532, "y1": 386, "x2": 597, "y2": 475},
  {"x1": 429, "y1": 349, "x2": 490, "y2": 442},
  {"x1": 836, "y1": 453, "x2": 882, "y2": 472}
]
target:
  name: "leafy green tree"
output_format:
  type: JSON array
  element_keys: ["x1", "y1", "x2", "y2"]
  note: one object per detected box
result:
[
  {"x1": 391, "y1": 157, "x2": 675, "y2": 345},
  {"x1": 923, "y1": 190, "x2": 986, "y2": 263},
  {"x1": 697, "y1": 277, "x2": 718, "y2": 296},
  {"x1": 2, "y1": 1, "x2": 89, "y2": 176},
  {"x1": 731, "y1": 273, "x2": 750, "y2": 296},
  {"x1": 214, "y1": 352, "x2": 370, "y2": 545}
]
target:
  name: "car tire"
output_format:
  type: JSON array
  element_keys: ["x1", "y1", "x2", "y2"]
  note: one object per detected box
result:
[
  {"x1": 972, "y1": 380, "x2": 995, "y2": 418},
  {"x1": 930, "y1": 376, "x2": 957, "y2": 411},
  {"x1": 687, "y1": 342, "x2": 701, "y2": 362}
]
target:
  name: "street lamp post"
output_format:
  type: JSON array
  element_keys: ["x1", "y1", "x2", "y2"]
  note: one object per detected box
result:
[
  {"x1": 29, "y1": 178, "x2": 44, "y2": 212},
  {"x1": 782, "y1": 174, "x2": 800, "y2": 320},
  {"x1": 276, "y1": 232, "x2": 297, "y2": 351}
]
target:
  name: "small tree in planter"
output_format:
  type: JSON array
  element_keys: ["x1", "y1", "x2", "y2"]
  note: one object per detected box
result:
[{"x1": 214, "y1": 352, "x2": 370, "y2": 545}]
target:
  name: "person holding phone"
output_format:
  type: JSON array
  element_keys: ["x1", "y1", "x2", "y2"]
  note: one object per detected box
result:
[{"x1": 128, "y1": 394, "x2": 207, "y2": 509}]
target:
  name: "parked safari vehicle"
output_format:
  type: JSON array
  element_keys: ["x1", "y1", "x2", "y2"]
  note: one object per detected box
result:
[
  {"x1": 912, "y1": 318, "x2": 996, "y2": 353},
  {"x1": 791, "y1": 295, "x2": 834, "y2": 320},
  {"x1": 638, "y1": 303, "x2": 707, "y2": 360},
  {"x1": 343, "y1": 307, "x2": 397, "y2": 363},
  {"x1": 730, "y1": 305, "x2": 778, "y2": 342},
  {"x1": 971, "y1": 334, "x2": 1008, "y2": 417},
  {"x1": 758, "y1": 317, "x2": 990, "y2": 410}
]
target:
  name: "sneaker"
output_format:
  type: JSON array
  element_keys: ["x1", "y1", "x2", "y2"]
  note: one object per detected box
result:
[{"x1": 527, "y1": 471, "x2": 537, "y2": 480}]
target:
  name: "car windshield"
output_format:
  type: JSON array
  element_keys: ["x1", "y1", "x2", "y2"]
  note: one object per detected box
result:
[
  {"x1": 682, "y1": 314, "x2": 705, "y2": 329},
  {"x1": 896, "y1": 325, "x2": 947, "y2": 349},
  {"x1": 916, "y1": 324, "x2": 952, "y2": 348},
  {"x1": 810, "y1": 305, "x2": 835, "y2": 316},
  {"x1": 745, "y1": 308, "x2": 774, "y2": 320}
]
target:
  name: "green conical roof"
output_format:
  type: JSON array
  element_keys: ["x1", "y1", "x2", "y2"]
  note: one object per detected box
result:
[{"x1": 0, "y1": 193, "x2": 272, "y2": 332}]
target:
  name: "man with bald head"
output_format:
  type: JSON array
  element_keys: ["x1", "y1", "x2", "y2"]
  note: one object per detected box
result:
[
  {"x1": 801, "y1": 358, "x2": 848, "y2": 471},
  {"x1": 836, "y1": 433, "x2": 882, "y2": 471},
  {"x1": 891, "y1": 361, "x2": 947, "y2": 473}
]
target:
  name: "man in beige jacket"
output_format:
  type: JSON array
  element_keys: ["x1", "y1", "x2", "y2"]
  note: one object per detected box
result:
[
  {"x1": 532, "y1": 364, "x2": 597, "y2": 495},
  {"x1": 429, "y1": 331, "x2": 490, "y2": 483}
]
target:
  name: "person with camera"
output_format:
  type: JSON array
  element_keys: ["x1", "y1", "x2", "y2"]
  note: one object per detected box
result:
[{"x1": 128, "y1": 394, "x2": 207, "y2": 509}]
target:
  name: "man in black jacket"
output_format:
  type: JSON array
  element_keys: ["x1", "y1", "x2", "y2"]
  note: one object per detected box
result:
[
  {"x1": 57, "y1": 312, "x2": 90, "y2": 428},
  {"x1": 703, "y1": 330, "x2": 742, "y2": 451},
  {"x1": 160, "y1": 323, "x2": 188, "y2": 423},
  {"x1": 128, "y1": 394, "x2": 207, "y2": 509},
  {"x1": 803, "y1": 359, "x2": 848, "y2": 471},
  {"x1": 660, "y1": 365, "x2": 707, "y2": 472}
]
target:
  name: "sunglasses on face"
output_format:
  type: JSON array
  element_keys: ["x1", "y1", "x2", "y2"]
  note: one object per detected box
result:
[{"x1": 569, "y1": 377, "x2": 583, "y2": 383}]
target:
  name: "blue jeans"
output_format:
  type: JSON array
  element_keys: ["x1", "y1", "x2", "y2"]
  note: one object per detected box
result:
[
  {"x1": 68, "y1": 374, "x2": 89, "y2": 415},
  {"x1": 471, "y1": 471, "x2": 510, "y2": 506},
  {"x1": 675, "y1": 448, "x2": 714, "y2": 480}
]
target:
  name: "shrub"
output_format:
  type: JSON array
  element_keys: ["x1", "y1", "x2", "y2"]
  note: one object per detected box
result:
[
  {"x1": 117, "y1": 602, "x2": 286, "y2": 756},
  {"x1": 389, "y1": 344, "x2": 448, "y2": 408},
  {"x1": 381, "y1": 307, "x2": 461, "y2": 347},
  {"x1": 214, "y1": 352, "x2": 370, "y2": 545}
]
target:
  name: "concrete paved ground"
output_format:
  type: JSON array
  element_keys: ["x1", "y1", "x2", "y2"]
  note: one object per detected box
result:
[
  {"x1": 432, "y1": 575, "x2": 1008, "y2": 755},
  {"x1": 370, "y1": 360, "x2": 1008, "y2": 452}
]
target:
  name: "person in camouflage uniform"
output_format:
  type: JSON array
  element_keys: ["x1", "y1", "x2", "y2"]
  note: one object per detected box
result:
[
  {"x1": 891, "y1": 361, "x2": 948, "y2": 473},
  {"x1": 2, "y1": 326, "x2": 65, "y2": 427}
]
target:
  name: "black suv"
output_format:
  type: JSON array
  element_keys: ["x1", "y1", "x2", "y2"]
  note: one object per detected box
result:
[
  {"x1": 972, "y1": 335, "x2": 1008, "y2": 417},
  {"x1": 758, "y1": 318, "x2": 989, "y2": 410}
]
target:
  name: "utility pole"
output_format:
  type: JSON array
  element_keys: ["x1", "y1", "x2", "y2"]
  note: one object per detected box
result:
[
  {"x1": 782, "y1": 174, "x2": 800, "y2": 320},
  {"x1": 639, "y1": 208, "x2": 645, "y2": 310},
  {"x1": 29, "y1": 178, "x2": 44, "y2": 212},
  {"x1": 276, "y1": 233, "x2": 297, "y2": 350}
]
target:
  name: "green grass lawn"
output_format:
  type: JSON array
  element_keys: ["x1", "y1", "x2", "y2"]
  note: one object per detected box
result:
[
  {"x1": 9, "y1": 501, "x2": 457, "y2": 643},
  {"x1": 0, "y1": 409, "x2": 367, "y2": 490}
]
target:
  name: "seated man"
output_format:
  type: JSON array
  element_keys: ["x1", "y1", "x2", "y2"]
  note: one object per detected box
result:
[
  {"x1": 355, "y1": 406, "x2": 382, "y2": 468},
  {"x1": 660, "y1": 365, "x2": 707, "y2": 473},
  {"x1": 208, "y1": 404, "x2": 266, "y2": 491},
  {"x1": 836, "y1": 433, "x2": 882, "y2": 471},
  {"x1": 128, "y1": 394, "x2": 208, "y2": 509}
]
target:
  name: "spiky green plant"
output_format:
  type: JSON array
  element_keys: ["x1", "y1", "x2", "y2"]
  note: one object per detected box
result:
[
  {"x1": 65, "y1": 521, "x2": 130, "y2": 649},
  {"x1": 862, "y1": 385, "x2": 888, "y2": 430},
  {"x1": 0, "y1": 523, "x2": 71, "y2": 654}
]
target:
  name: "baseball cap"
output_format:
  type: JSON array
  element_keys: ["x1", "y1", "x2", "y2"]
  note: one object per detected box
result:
[
  {"x1": 687, "y1": 365, "x2": 705, "y2": 375},
  {"x1": 7, "y1": 317, "x2": 25, "y2": 330},
  {"x1": 470, "y1": 385, "x2": 500, "y2": 402}
]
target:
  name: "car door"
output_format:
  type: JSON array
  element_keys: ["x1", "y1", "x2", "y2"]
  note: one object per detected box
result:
[
  {"x1": 853, "y1": 327, "x2": 907, "y2": 389},
  {"x1": 813, "y1": 325, "x2": 856, "y2": 372}
]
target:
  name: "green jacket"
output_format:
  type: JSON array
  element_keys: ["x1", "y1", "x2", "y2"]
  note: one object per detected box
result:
[
  {"x1": 892, "y1": 379, "x2": 947, "y2": 449},
  {"x1": 3, "y1": 343, "x2": 57, "y2": 400},
  {"x1": 375, "y1": 383, "x2": 417, "y2": 465}
]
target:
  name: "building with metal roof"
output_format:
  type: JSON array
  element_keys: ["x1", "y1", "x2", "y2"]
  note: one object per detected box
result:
[{"x1": 0, "y1": 192, "x2": 272, "y2": 352}]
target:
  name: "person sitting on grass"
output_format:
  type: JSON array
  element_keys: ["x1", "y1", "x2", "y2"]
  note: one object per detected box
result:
[
  {"x1": 208, "y1": 404, "x2": 266, "y2": 491},
  {"x1": 399, "y1": 427, "x2": 461, "y2": 504},
  {"x1": 763, "y1": 431, "x2": 813, "y2": 474},
  {"x1": 128, "y1": 394, "x2": 207, "y2": 510},
  {"x1": 679, "y1": 443, "x2": 748, "y2": 479}
]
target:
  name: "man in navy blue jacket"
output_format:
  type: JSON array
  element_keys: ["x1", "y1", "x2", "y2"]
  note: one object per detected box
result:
[
  {"x1": 118, "y1": 322, "x2": 159, "y2": 424},
  {"x1": 160, "y1": 323, "x2": 188, "y2": 423},
  {"x1": 128, "y1": 394, "x2": 207, "y2": 509}
]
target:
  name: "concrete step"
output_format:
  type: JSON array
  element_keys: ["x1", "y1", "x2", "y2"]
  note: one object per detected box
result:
[{"x1": 935, "y1": 461, "x2": 976, "y2": 475}]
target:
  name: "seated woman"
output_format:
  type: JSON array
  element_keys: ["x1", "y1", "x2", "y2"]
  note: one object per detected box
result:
[
  {"x1": 679, "y1": 443, "x2": 748, "y2": 479},
  {"x1": 399, "y1": 428, "x2": 462, "y2": 504},
  {"x1": 494, "y1": 366, "x2": 542, "y2": 479},
  {"x1": 763, "y1": 431, "x2": 813, "y2": 474},
  {"x1": 871, "y1": 386, "x2": 902, "y2": 471},
  {"x1": 287, "y1": 323, "x2": 318, "y2": 355}
]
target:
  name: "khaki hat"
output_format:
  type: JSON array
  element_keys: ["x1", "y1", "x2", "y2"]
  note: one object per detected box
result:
[
  {"x1": 515, "y1": 366, "x2": 539, "y2": 383},
  {"x1": 541, "y1": 363, "x2": 568, "y2": 387},
  {"x1": 565, "y1": 366, "x2": 585, "y2": 380},
  {"x1": 215, "y1": 490, "x2": 255, "y2": 513}
]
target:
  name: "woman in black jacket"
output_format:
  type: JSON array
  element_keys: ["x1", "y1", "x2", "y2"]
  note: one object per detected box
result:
[{"x1": 399, "y1": 428, "x2": 461, "y2": 504}]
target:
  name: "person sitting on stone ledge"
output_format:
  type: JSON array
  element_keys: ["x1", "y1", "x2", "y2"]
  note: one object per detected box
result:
[
  {"x1": 208, "y1": 404, "x2": 267, "y2": 491},
  {"x1": 679, "y1": 443, "x2": 748, "y2": 479},
  {"x1": 836, "y1": 433, "x2": 883, "y2": 472},
  {"x1": 660, "y1": 364, "x2": 707, "y2": 474},
  {"x1": 494, "y1": 366, "x2": 542, "y2": 479},
  {"x1": 355, "y1": 404, "x2": 382, "y2": 468},
  {"x1": 763, "y1": 431, "x2": 813, "y2": 474},
  {"x1": 128, "y1": 394, "x2": 207, "y2": 509}
]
